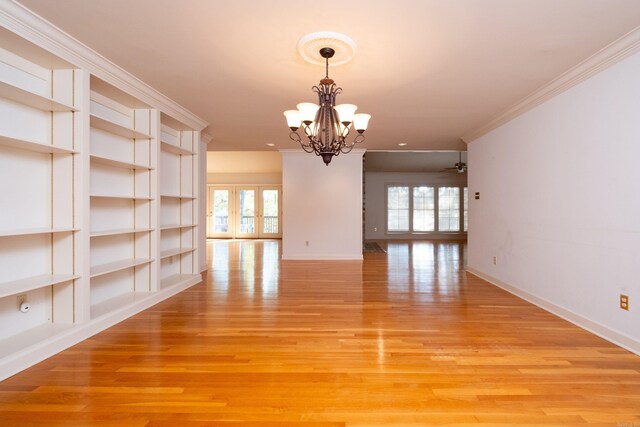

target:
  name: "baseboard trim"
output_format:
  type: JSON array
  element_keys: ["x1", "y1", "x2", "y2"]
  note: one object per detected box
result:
[
  {"x1": 0, "y1": 275, "x2": 202, "y2": 382},
  {"x1": 465, "y1": 267, "x2": 640, "y2": 356}
]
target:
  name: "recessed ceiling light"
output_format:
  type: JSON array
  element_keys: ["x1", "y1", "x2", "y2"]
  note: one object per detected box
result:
[
  {"x1": 266, "y1": 143, "x2": 275, "y2": 147},
  {"x1": 398, "y1": 143, "x2": 407, "y2": 146}
]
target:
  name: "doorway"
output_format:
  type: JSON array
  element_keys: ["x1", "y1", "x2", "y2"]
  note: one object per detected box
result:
[{"x1": 207, "y1": 185, "x2": 282, "y2": 239}]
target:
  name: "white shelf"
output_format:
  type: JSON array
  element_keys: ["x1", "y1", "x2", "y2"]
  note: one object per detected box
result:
[
  {"x1": 90, "y1": 194, "x2": 153, "y2": 201},
  {"x1": 90, "y1": 114, "x2": 151, "y2": 140},
  {"x1": 0, "y1": 133, "x2": 76, "y2": 154},
  {"x1": 160, "y1": 140, "x2": 194, "y2": 155},
  {"x1": 0, "y1": 274, "x2": 78, "y2": 299},
  {"x1": 90, "y1": 291, "x2": 150, "y2": 320},
  {"x1": 0, "y1": 323, "x2": 74, "y2": 359},
  {"x1": 90, "y1": 258, "x2": 153, "y2": 278},
  {"x1": 160, "y1": 274, "x2": 201, "y2": 290},
  {"x1": 160, "y1": 194, "x2": 196, "y2": 199},
  {"x1": 160, "y1": 247, "x2": 195, "y2": 260},
  {"x1": 90, "y1": 154, "x2": 153, "y2": 170},
  {"x1": 160, "y1": 224, "x2": 196, "y2": 231},
  {"x1": 0, "y1": 227, "x2": 77, "y2": 238},
  {"x1": 0, "y1": 80, "x2": 77, "y2": 112},
  {"x1": 90, "y1": 228, "x2": 153, "y2": 238}
]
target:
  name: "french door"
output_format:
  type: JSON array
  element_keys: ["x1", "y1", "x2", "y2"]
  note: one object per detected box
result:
[
  {"x1": 235, "y1": 187, "x2": 258, "y2": 238},
  {"x1": 258, "y1": 187, "x2": 281, "y2": 238},
  {"x1": 207, "y1": 185, "x2": 281, "y2": 238},
  {"x1": 207, "y1": 186, "x2": 233, "y2": 238}
]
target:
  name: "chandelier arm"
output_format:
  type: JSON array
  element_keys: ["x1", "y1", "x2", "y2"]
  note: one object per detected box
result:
[
  {"x1": 340, "y1": 144, "x2": 354, "y2": 154},
  {"x1": 301, "y1": 144, "x2": 315, "y2": 154},
  {"x1": 291, "y1": 130, "x2": 316, "y2": 153},
  {"x1": 339, "y1": 133, "x2": 366, "y2": 154},
  {"x1": 342, "y1": 125, "x2": 350, "y2": 139},
  {"x1": 289, "y1": 131, "x2": 302, "y2": 144}
]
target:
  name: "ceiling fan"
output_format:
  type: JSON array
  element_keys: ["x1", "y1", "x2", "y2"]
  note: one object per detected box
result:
[{"x1": 441, "y1": 152, "x2": 467, "y2": 173}]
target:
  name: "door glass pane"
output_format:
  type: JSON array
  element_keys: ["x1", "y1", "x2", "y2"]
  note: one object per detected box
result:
[
  {"x1": 213, "y1": 190, "x2": 229, "y2": 233},
  {"x1": 387, "y1": 186, "x2": 409, "y2": 231},
  {"x1": 262, "y1": 189, "x2": 278, "y2": 234},
  {"x1": 438, "y1": 187, "x2": 460, "y2": 231},
  {"x1": 413, "y1": 186, "x2": 434, "y2": 231},
  {"x1": 239, "y1": 190, "x2": 255, "y2": 233}
]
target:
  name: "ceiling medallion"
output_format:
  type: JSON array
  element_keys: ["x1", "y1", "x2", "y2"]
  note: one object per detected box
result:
[{"x1": 284, "y1": 33, "x2": 370, "y2": 165}]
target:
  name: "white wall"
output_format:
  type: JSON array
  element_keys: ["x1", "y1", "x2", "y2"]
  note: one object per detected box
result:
[
  {"x1": 468, "y1": 51, "x2": 640, "y2": 353},
  {"x1": 207, "y1": 151, "x2": 282, "y2": 185},
  {"x1": 281, "y1": 149, "x2": 364, "y2": 260},
  {"x1": 206, "y1": 151, "x2": 281, "y2": 173},
  {"x1": 207, "y1": 172, "x2": 281, "y2": 185},
  {"x1": 365, "y1": 171, "x2": 467, "y2": 240}
]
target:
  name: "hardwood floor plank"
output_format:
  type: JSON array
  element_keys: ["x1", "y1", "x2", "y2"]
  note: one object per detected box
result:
[{"x1": 0, "y1": 240, "x2": 639, "y2": 425}]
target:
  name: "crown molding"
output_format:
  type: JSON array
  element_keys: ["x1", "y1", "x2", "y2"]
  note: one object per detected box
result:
[
  {"x1": 0, "y1": 1, "x2": 208, "y2": 131},
  {"x1": 462, "y1": 25, "x2": 640, "y2": 144},
  {"x1": 201, "y1": 132, "x2": 213, "y2": 144}
]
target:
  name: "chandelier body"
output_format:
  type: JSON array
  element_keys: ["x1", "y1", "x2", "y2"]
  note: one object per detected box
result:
[{"x1": 284, "y1": 47, "x2": 370, "y2": 165}]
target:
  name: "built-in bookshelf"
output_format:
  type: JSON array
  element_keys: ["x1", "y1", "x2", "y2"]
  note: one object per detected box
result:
[
  {"x1": 0, "y1": 30, "x2": 82, "y2": 363},
  {"x1": 159, "y1": 119, "x2": 200, "y2": 290},
  {"x1": 88, "y1": 82, "x2": 157, "y2": 320},
  {"x1": 0, "y1": 21, "x2": 205, "y2": 381}
]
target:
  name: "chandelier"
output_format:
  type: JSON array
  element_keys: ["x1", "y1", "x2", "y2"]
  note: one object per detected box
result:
[{"x1": 283, "y1": 47, "x2": 371, "y2": 165}]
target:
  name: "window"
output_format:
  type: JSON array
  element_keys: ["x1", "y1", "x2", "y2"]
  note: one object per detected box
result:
[
  {"x1": 385, "y1": 185, "x2": 468, "y2": 234},
  {"x1": 463, "y1": 187, "x2": 468, "y2": 232},
  {"x1": 387, "y1": 186, "x2": 409, "y2": 231},
  {"x1": 412, "y1": 186, "x2": 435, "y2": 231},
  {"x1": 438, "y1": 187, "x2": 460, "y2": 232}
]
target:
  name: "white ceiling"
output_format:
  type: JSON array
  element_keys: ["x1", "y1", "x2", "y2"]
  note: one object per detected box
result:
[{"x1": 17, "y1": 0, "x2": 640, "y2": 152}]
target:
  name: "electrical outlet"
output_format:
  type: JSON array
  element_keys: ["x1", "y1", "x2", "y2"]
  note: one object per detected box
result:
[
  {"x1": 492, "y1": 256, "x2": 497, "y2": 265},
  {"x1": 620, "y1": 294, "x2": 629, "y2": 311},
  {"x1": 373, "y1": 227, "x2": 378, "y2": 232}
]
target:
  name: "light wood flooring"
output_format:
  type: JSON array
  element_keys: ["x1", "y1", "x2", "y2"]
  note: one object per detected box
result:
[{"x1": 0, "y1": 239, "x2": 639, "y2": 426}]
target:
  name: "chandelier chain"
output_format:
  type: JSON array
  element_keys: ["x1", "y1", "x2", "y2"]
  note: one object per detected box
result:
[{"x1": 325, "y1": 56, "x2": 329, "y2": 79}]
